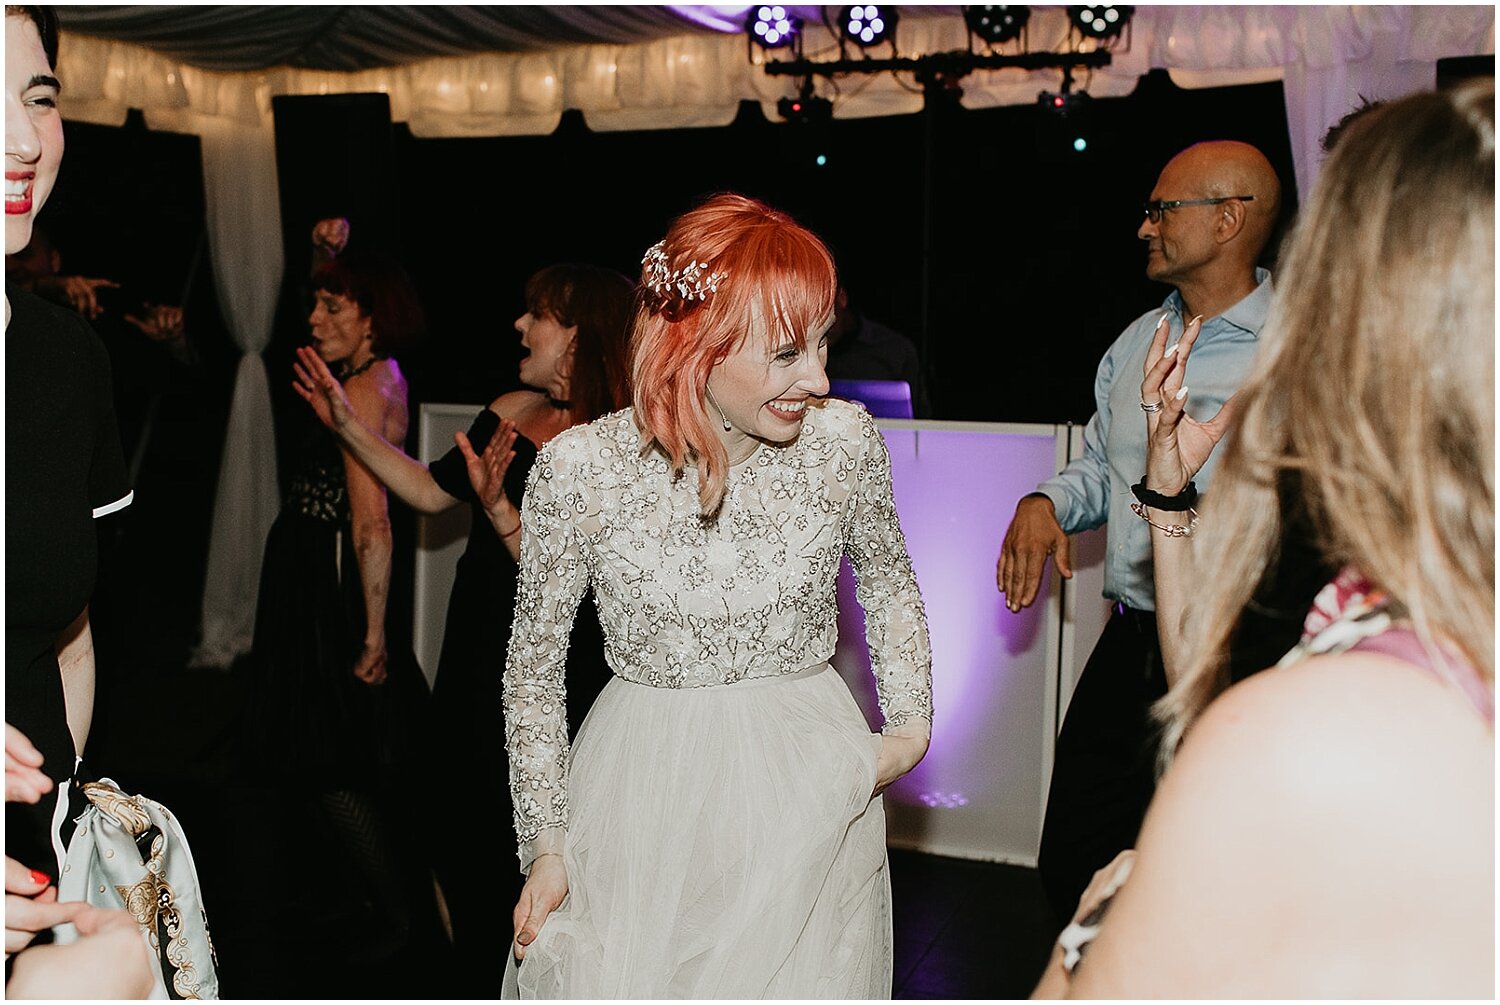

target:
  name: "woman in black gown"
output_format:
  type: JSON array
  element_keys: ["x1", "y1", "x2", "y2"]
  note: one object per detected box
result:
[
  {"x1": 247, "y1": 250, "x2": 430, "y2": 961},
  {"x1": 292, "y1": 263, "x2": 632, "y2": 985}
]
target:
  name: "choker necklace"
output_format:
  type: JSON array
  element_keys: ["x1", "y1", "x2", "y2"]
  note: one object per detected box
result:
[
  {"x1": 548, "y1": 396, "x2": 573, "y2": 411},
  {"x1": 341, "y1": 357, "x2": 378, "y2": 380}
]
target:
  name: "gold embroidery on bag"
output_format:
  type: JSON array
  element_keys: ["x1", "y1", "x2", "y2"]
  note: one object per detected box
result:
[{"x1": 82, "y1": 782, "x2": 210, "y2": 1000}]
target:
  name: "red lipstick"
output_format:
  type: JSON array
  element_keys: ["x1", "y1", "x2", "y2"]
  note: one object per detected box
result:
[{"x1": 5, "y1": 172, "x2": 34, "y2": 215}]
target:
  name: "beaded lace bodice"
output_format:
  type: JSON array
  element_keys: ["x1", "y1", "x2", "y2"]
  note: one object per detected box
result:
[{"x1": 503, "y1": 399, "x2": 932, "y2": 865}]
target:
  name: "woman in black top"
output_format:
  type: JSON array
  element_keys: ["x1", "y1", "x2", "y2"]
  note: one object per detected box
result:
[
  {"x1": 293, "y1": 263, "x2": 631, "y2": 984},
  {"x1": 5, "y1": 7, "x2": 156, "y2": 994},
  {"x1": 4, "y1": 2, "x2": 133, "y2": 880}
]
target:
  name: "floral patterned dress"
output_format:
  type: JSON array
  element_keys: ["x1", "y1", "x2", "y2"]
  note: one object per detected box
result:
[{"x1": 501, "y1": 398, "x2": 932, "y2": 999}]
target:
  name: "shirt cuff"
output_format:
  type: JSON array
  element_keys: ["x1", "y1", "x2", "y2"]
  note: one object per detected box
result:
[
  {"x1": 518, "y1": 825, "x2": 566, "y2": 875},
  {"x1": 883, "y1": 718, "x2": 932, "y2": 741},
  {"x1": 1032, "y1": 487, "x2": 1072, "y2": 529},
  {"x1": 92, "y1": 490, "x2": 134, "y2": 519}
]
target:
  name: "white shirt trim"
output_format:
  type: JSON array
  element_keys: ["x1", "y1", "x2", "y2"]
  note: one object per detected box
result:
[{"x1": 92, "y1": 490, "x2": 134, "y2": 519}]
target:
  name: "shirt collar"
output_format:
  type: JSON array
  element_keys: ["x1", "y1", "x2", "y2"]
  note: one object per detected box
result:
[{"x1": 1161, "y1": 267, "x2": 1274, "y2": 337}]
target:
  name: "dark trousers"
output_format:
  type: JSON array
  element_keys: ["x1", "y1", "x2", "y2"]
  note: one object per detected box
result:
[{"x1": 1036, "y1": 604, "x2": 1165, "y2": 927}]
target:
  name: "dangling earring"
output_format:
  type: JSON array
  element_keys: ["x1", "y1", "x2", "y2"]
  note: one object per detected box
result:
[{"x1": 707, "y1": 388, "x2": 732, "y2": 432}]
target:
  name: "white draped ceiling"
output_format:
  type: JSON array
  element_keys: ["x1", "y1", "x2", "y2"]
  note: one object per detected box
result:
[
  {"x1": 57, "y1": 7, "x2": 1495, "y2": 145},
  {"x1": 53, "y1": 5, "x2": 1487, "y2": 668}
]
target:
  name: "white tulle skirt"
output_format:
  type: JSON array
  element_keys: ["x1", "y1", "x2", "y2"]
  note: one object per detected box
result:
[{"x1": 503, "y1": 664, "x2": 892, "y2": 999}]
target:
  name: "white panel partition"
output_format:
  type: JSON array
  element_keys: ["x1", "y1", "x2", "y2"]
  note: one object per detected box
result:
[
  {"x1": 830, "y1": 421, "x2": 1107, "y2": 865},
  {"x1": 410, "y1": 406, "x2": 1110, "y2": 862},
  {"x1": 411, "y1": 404, "x2": 480, "y2": 689}
]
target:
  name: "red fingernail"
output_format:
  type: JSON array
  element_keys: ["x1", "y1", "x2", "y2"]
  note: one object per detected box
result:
[{"x1": 29, "y1": 869, "x2": 50, "y2": 886}]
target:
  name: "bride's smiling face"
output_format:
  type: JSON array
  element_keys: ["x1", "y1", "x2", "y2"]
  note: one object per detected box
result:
[{"x1": 706, "y1": 312, "x2": 833, "y2": 447}]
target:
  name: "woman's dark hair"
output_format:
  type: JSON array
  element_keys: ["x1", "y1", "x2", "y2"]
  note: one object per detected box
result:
[
  {"x1": 525, "y1": 264, "x2": 633, "y2": 423},
  {"x1": 7, "y1": 6, "x2": 60, "y2": 69},
  {"x1": 313, "y1": 250, "x2": 426, "y2": 360}
]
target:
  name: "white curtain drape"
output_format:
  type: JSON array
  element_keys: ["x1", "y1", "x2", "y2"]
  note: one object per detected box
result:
[
  {"x1": 1124, "y1": 6, "x2": 1491, "y2": 203},
  {"x1": 184, "y1": 116, "x2": 285, "y2": 669},
  {"x1": 54, "y1": 6, "x2": 1494, "y2": 206}
]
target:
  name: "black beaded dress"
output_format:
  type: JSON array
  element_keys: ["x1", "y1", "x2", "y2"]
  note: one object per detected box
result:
[
  {"x1": 246, "y1": 419, "x2": 425, "y2": 785},
  {"x1": 242, "y1": 410, "x2": 437, "y2": 961}
]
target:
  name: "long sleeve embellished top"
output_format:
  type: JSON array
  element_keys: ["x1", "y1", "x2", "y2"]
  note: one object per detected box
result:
[{"x1": 502, "y1": 398, "x2": 933, "y2": 869}]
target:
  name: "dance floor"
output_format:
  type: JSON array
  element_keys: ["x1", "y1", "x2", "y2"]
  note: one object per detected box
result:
[
  {"x1": 890, "y1": 849, "x2": 1055, "y2": 999},
  {"x1": 90, "y1": 658, "x2": 1055, "y2": 999}
]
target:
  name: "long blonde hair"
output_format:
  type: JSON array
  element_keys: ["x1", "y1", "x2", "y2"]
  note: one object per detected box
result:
[{"x1": 1157, "y1": 79, "x2": 1496, "y2": 758}]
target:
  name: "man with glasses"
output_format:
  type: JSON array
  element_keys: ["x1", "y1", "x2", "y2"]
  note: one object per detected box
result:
[{"x1": 996, "y1": 140, "x2": 1282, "y2": 926}]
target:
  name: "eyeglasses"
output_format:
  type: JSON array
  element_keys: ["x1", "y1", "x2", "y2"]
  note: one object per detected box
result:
[{"x1": 1142, "y1": 195, "x2": 1255, "y2": 223}]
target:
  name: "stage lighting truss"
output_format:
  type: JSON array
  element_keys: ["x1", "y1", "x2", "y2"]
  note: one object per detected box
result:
[
  {"x1": 840, "y1": 5, "x2": 898, "y2": 49},
  {"x1": 756, "y1": 6, "x2": 1119, "y2": 116},
  {"x1": 1068, "y1": 5, "x2": 1134, "y2": 43},
  {"x1": 963, "y1": 6, "x2": 1030, "y2": 47},
  {"x1": 748, "y1": 5, "x2": 801, "y2": 50}
]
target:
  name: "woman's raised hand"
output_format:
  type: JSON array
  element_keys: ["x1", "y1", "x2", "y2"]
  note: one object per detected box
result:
[
  {"x1": 456, "y1": 420, "x2": 521, "y2": 537},
  {"x1": 1140, "y1": 314, "x2": 1239, "y2": 495},
  {"x1": 310, "y1": 217, "x2": 351, "y2": 256},
  {"x1": 292, "y1": 345, "x2": 357, "y2": 432}
]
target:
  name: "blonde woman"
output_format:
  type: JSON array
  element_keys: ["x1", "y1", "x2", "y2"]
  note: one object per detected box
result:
[{"x1": 1038, "y1": 79, "x2": 1494, "y2": 997}]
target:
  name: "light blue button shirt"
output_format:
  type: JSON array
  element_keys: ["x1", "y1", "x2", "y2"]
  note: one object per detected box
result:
[{"x1": 1037, "y1": 269, "x2": 1273, "y2": 611}]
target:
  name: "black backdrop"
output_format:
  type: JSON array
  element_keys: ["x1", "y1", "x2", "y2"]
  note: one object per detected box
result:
[
  {"x1": 383, "y1": 69, "x2": 1296, "y2": 421},
  {"x1": 41, "y1": 69, "x2": 1300, "y2": 445}
]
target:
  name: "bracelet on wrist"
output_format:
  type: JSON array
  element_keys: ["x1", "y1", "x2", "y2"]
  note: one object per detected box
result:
[
  {"x1": 1130, "y1": 501, "x2": 1198, "y2": 538},
  {"x1": 1130, "y1": 479, "x2": 1197, "y2": 512},
  {"x1": 498, "y1": 519, "x2": 521, "y2": 539}
]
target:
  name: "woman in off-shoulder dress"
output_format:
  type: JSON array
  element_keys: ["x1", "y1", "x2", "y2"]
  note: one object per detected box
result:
[{"x1": 498, "y1": 194, "x2": 933, "y2": 999}]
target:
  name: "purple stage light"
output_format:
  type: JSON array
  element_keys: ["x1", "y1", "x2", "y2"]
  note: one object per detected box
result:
[
  {"x1": 841, "y1": 5, "x2": 898, "y2": 48},
  {"x1": 747, "y1": 4, "x2": 802, "y2": 49}
]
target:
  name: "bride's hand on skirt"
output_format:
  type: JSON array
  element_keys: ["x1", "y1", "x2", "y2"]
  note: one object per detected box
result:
[
  {"x1": 513, "y1": 854, "x2": 568, "y2": 961},
  {"x1": 873, "y1": 733, "x2": 929, "y2": 796}
]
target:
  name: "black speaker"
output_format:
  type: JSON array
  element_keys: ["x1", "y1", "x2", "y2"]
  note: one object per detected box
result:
[
  {"x1": 267, "y1": 92, "x2": 399, "y2": 487},
  {"x1": 1437, "y1": 54, "x2": 1494, "y2": 90},
  {"x1": 271, "y1": 92, "x2": 397, "y2": 274}
]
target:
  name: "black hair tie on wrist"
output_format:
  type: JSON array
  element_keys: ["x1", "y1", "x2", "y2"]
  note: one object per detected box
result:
[{"x1": 1131, "y1": 479, "x2": 1198, "y2": 512}]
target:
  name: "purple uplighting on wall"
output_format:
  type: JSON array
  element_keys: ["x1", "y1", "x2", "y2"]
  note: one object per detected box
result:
[
  {"x1": 666, "y1": 5, "x2": 825, "y2": 33},
  {"x1": 665, "y1": 5, "x2": 753, "y2": 32},
  {"x1": 832, "y1": 422, "x2": 1074, "y2": 864}
]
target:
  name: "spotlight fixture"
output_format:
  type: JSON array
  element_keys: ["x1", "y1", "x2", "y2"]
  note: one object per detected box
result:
[
  {"x1": 777, "y1": 91, "x2": 834, "y2": 125},
  {"x1": 963, "y1": 6, "x2": 1030, "y2": 45},
  {"x1": 1037, "y1": 88, "x2": 1092, "y2": 117},
  {"x1": 840, "y1": 5, "x2": 898, "y2": 48},
  {"x1": 747, "y1": 5, "x2": 801, "y2": 50},
  {"x1": 1068, "y1": 5, "x2": 1134, "y2": 41}
]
